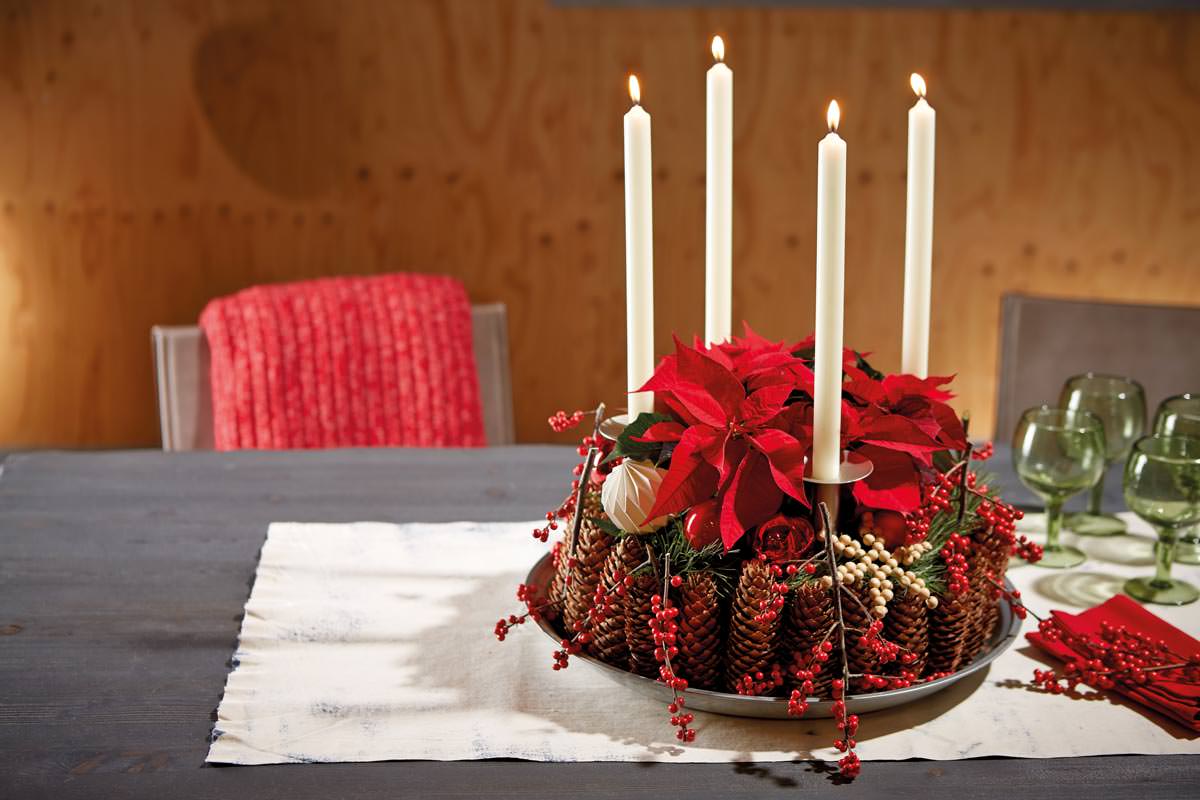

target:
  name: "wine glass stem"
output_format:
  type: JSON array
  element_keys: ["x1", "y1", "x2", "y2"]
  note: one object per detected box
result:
[
  {"x1": 1153, "y1": 527, "x2": 1177, "y2": 587},
  {"x1": 1087, "y1": 471, "x2": 1106, "y2": 516},
  {"x1": 1046, "y1": 500, "x2": 1064, "y2": 551}
]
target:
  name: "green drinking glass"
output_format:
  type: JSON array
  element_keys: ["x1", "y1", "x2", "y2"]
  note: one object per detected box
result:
[
  {"x1": 1012, "y1": 406, "x2": 1107, "y2": 568},
  {"x1": 1059, "y1": 373, "x2": 1146, "y2": 536},
  {"x1": 1122, "y1": 434, "x2": 1200, "y2": 605},
  {"x1": 1153, "y1": 394, "x2": 1200, "y2": 565}
]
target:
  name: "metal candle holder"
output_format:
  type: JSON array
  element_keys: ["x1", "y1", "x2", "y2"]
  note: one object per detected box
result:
[{"x1": 802, "y1": 451, "x2": 874, "y2": 539}]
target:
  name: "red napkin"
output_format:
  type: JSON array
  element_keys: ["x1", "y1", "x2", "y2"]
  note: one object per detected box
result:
[{"x1": 1026, "y1": 594, "x2": 1200, "y2": 732}]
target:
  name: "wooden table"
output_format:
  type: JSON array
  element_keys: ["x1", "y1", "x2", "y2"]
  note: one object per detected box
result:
[{"x1": 2, "y1": 448, "x2": 1196, "y2": 799}]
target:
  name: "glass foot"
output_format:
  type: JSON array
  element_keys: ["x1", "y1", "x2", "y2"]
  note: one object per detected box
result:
[
  {"x1": 1034, "y1": 544, "x2": 1087, "y2": 569},
  {"x1": 1175, "y1": 538, "x2": 1200, "y2": 566},
  {"x1": 1124, "y1": 576, "x2": 1199, "y2": 606},
  {"x1": 1065, "y1": 512, "x2": 1127, "y2": 537}
]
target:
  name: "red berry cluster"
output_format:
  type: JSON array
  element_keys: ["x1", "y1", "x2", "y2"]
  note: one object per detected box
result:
[
  {"x1": 649, "y1": 593, "x2": 695, "y2": 742},
  {"x1": 971, "y1": 441, "x2": 995, "y2": 461},
  {"x1": 857, "y1": 619, "x2": 900, "y2": 664},
  {"x1": 1012, "y1": 533, "x2": 1043, "y2": 564},
  {"x1": 493, "y1": 583, "x2": 547, "y2": 641},
  {"x1": 548, "y1": 409, "x2": 585, "y2": 433},
  {"x1": 1031, "y1": 617, "x2": 1200, "y2": 696},
  {"x1": 754, "y1": 566, "x2": 788, "y2": 624},
  {"x1": 940, "y1": 532, "x2": 971, "y2": 594},
  {"x1": 734, "y1": 663, "x2": 786, "y2": 697},
  {"x1": 831, "y1": 680, "x2": 861, "y2": 778},
  {"x1": 786, "y1": 641, "x2": 835, "y2": 717},
  {"x1": 856, "y1": 671, "x2": 918, "y2": 690}
]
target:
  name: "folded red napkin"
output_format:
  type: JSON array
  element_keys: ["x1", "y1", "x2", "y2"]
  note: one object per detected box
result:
[{"x1": 1027, "y1": 594, "x2": 1200, "y2": 732}]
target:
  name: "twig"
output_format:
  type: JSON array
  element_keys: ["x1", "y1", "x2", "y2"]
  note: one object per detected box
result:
[{"x1": 819, "y1": 502, "x2": 851, "y2": 697}]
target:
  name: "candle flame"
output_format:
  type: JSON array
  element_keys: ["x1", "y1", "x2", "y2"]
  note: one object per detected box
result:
[
  {"x1": 826, "y1": 100, "x2": 840, "y2": 132},
  {"x1": 910, "y1": 72, "x2": 926, "y2": 99},
  {"x1": 628, "y1": 74, "x2": 641, "y2": 105},
  {"x1": 712, "y1": 35, "x2": 725, "y2": 63}
]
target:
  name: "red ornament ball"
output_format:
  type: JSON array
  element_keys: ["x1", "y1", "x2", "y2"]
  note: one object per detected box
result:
[{"x1": 683, "y1": 499, "x2": 722, "y2": 550}]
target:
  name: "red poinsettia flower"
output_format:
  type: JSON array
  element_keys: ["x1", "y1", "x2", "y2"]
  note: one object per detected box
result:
[
  {"x1": 635, "y1": 337, "x2": 811, "y2": 549},
  {"x1": 628, "y1": 327, "x2": 969, "y2": 546}
]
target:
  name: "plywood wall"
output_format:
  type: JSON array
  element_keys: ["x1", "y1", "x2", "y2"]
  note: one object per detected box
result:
[{"x1": 0, "y1": 0, "x2": 1198, "y2": 447}]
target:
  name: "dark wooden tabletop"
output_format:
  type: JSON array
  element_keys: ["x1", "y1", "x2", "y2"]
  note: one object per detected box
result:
[{"x1": 1, "y1": 447, "x2": 1195, "y2": 800}]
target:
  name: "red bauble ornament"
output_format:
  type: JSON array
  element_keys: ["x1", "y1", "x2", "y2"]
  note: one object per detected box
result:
[
  {"x1": 683, "y1": 499, "x2": 722, "y2": 550},
  {"x1": 753, "y1": 514, "x2": 816, "y2": 562},
  {"x1": 874, "y1": 510, "x2": 907, "y2": 549}
]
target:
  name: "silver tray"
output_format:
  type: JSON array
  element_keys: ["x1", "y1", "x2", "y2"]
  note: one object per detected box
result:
[{"x1": 527, "y1": 552, "x2": 1021, "y2": 719}]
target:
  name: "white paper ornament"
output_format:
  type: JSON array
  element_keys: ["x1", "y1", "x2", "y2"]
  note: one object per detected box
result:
[{"x1": 600, "y1": 458, "x2": 669, "y2": 533}]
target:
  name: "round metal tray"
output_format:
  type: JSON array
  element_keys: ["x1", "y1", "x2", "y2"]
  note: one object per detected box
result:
[{"x1": 527, "y1": 552, "x2": 1021, "y2": 719}]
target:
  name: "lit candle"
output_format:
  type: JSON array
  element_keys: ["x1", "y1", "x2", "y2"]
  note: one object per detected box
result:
[
  {"x1": 705, "y1": 35, "x2": 732, "y2": 345},
  {"x1": 901, "y1": 73, "x2": 935, "y2": 378},
  {"x1": 624, "y1": 75, "x2": 655, "y2": 418},
  {"x1": 813, "y1": 101, "x2": 846, "y2": 482}
]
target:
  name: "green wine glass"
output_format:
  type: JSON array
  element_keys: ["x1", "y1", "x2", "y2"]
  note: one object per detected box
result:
[
  {"x1": 1122, "y1": 434, "x2": 1200, "y2": 605},
  {"x1": 1012, "y1": 406, "x2": 1107, "y2": 568},
  {"x1": 1153, "y1": 394, "x2": 1200, "y2": 565},
  {"x1": 1059, "y1": 373, "x2": 1146, "y2": 536}
]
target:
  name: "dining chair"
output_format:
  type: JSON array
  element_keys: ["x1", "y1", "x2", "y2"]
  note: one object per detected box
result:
[
  {"x1": 993, "y1": 293, "x2": 1200, "y2": 441},
  {"x1": 152, "y1": 285, "x2": 514, "y2": 450}
]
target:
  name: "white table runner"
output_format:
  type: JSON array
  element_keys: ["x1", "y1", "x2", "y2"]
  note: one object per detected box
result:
[{"x1": 207, "y1": 515, "x2": 1199, "y2": 765}]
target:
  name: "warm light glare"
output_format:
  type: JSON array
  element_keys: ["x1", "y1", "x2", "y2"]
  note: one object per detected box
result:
[
  {"x1": 712, "y1": 35, "x2": 725, "y2": 63},
  {"x1": 910, "y1": 72, "x2": 927, "y2": 99},
  {"x1": 827, "y1": 100, "x2": 840, "y2": 132},
  {"x1": 629, "y1": 74, "x2": 641, "y2": 105}
]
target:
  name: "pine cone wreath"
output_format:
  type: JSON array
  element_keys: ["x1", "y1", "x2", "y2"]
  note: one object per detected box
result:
[
  {"x1": 589, "y1": 536, "x2": 646, "y2": 665},
  {"x1": 676, "y1": 572, "x2": 723, "y2": 690},
  {"x1": 925, "y1": 592, "x2": 971, "y2": 675},
  {"x1": 884, "y1": 588, "x2": 929, "y2": 676},
  {"x1": 724, "y1": 559, "x2": 783, "y2": 691},
  {"x1": 780, "y1": 582, "x2": 837, "y2": 698},
  {"x1": 624, "y1": 570, "x2": 659, "y2": 677},
  {"x1": 560, "y1": 511, "x2": 615, "y2": 634}
]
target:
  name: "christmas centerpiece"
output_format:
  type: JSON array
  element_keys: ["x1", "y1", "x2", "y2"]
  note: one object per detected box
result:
[
  {"x1": 496, "y1": 43, "x2": 1043, "y2": 778},
  {"x1": 495, "y1": 332, "x2": 1043, "y2": 777}
]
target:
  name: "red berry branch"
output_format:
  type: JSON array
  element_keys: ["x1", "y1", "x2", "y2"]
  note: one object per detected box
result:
[{"x1": 985, "y1": 576, "x2": 1200, "y2": 699}]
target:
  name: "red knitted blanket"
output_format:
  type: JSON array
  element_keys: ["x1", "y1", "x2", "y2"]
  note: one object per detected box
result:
[{"x1": 199, "y1": 274, "x2": 486, "y2": 450}]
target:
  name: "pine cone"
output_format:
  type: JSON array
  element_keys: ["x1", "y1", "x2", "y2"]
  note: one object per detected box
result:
[
  {"x1": 885, "y1": 588, "x2": 929, "y2": 676},
  {"x1": 548, "y1": 540, "x2": 568, "y2": 619},
  {"x1": 724, "y1": 559, "x2": 783, "y2": 690},
  {"x1": 926, "y1": 593, "x2": 971, "y2": 675},
  {"x1": 780, "y1": 582, "x2": 837, "y2": 697},
  {"x1": 676, "y1": 572, "x2": 723, "y2": 690},
  {"x1": 624, "y1": 570, "x2": 659, "y2": 677},
  {"x1": 560, "y1": 500, "x2": 615, "y2": 634},
  {"x1": 960, "y1": 588, "x2": 996, "y2": 665},
  {"x1": 589, "y1": 536, "x2": 646, "y2": 665},
  {"x1": 840, "y1": 586, "x2": 882, "y2": 692}
]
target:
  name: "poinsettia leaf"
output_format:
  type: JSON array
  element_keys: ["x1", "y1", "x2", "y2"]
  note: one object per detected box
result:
[
  {"x1": 883, "y1": 373, "x2": 956, "y2": 404},
  {"x1": 632, "y1": 421, "x2": 685, "y2": 443},
  {"x1": 858, "y1": 413, "x2": 944, "y2": 453},
  {"x1": 665, "y1": 337, "x2": 745, "y2": 427},
  {"x1": 719, "y1": 450, "x2": 783, "y2": 549},
  {"x1": 714, "y1": 434, "x2": 748, "y2": 491},
  {"x1": 748, "y1": 428, "x2": 810, "y2": 504},
  {"x1": 644, "y1": 426, "x2": 721, "y2": 520},
  {"x1": 852, "y1": 444, "x2": 922, "y2": 513},
  {"x1": 738, "y1": 383, "x2": 793, "y2": 426},
  {"x1": 929, "y1": 400, "x2": 968, "y2": 450},
  {"x1": 604, "y1": 412, "x2": 673, "y2": 464}
]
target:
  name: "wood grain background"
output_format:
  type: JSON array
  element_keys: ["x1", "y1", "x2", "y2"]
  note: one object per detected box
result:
[{"x1": 0, "y1": 0, "x2": 1197, "y2": 447}]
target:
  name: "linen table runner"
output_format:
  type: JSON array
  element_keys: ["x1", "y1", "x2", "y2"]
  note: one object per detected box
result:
[{"x1": 207, "y1": 517, "x2": 1198, "y2": 765}]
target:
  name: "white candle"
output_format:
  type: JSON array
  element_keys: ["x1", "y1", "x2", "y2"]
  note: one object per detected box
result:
[
  {"x1": 901, "y1": 73, "x2": 935, "y2": 378},
  {"x1": 813, "y1": 101, "x2": 847, "y2": 482},
  {"x1": 705, "y1": 35, "x2": 733, "y2": 346},
  {"x1": 624, "y1": 75, "x2": 655, "y2": 418}
]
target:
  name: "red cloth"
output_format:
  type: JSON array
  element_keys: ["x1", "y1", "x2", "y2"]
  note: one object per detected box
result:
[
  {"x1": 200, "y1": 274, "x2": 486, "y2": 450},
  {"x1": 1027, "y1": 594, "x2": 1200, "y2": 732}
]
